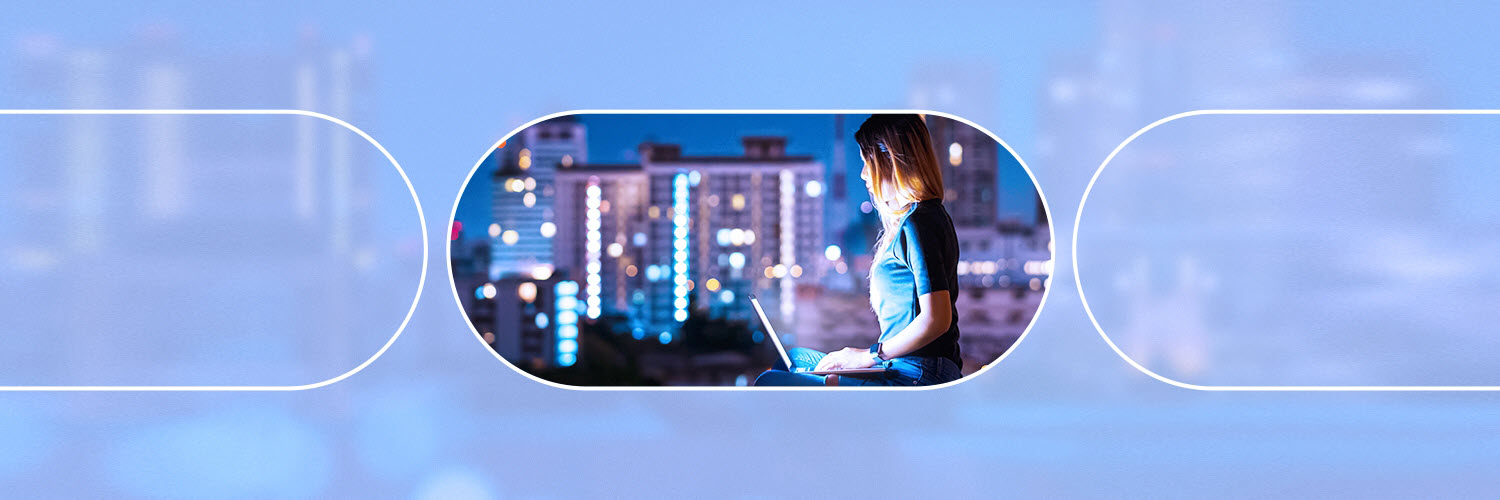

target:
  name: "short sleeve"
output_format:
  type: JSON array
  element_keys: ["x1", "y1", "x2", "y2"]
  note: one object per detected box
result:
[{"x1": 898, "y1": 214, "x2": 952, "y2": 296}]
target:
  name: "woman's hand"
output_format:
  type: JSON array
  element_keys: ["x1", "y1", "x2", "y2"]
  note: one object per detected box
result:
[{"x1": 814, "y1": 347, "x2": 877, "y2": 372}]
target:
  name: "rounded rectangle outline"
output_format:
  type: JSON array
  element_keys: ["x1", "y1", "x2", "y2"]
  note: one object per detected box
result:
[
  {"x1": 447, "y1": 109, "x2": 1057, "y2": 391},
  {"x1": 1074, "y1": 109, "x2": 1500, "y2": 391},
  {"x1": 0, "y1": 109, "x2": 429, "y2": 391}
]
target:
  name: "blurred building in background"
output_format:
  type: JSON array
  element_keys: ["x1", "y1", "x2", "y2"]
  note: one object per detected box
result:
[
  {"x1": 1047, "y1": 0, "x2": 1438, "y2": 381},
  {"x1": 489, "y1": 116, "x2": 585, "y2": 280},
  {"x1": 553, "y1": 162, "x2": 647, "y2": 334},
  {"x1": 5, "y1": 28, "x2": 384, "y2": 383},
  {"x1": 550, "y1": 134, "x2": 825, "y2": 344},
  {"x1": 928, "y1": 114, "x2": 1000, "y2": 228}
]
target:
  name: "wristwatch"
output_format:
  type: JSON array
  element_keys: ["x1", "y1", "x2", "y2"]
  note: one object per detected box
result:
[{"x1": 869, "y1": 342, "x2": 887, "y2": 363}]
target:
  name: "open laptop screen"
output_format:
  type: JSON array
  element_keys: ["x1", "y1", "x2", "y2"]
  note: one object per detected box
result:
[{"x1": 748, "y1": 294, "x2": 794, "y2": 369}]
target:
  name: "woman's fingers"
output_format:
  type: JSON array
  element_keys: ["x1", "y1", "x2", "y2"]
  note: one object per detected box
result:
[
  {"x1": 813, "y1": 348, "x2": 867, "y2": 371},
  {"x1": 817, "y1": 352, "x2": 844, "y2": 371}
]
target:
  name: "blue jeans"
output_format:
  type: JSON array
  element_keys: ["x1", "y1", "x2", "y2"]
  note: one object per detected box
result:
[{"x1": 753, "y1": 347, "x2": 963, "y2": 386}]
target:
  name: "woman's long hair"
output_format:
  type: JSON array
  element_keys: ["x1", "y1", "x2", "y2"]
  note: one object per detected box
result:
[{"x1": 856, "y1": 114, "x2": 945, "y2": 259}]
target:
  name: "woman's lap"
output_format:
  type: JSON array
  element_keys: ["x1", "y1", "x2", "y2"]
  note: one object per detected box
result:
[{"x1": 753, "y1": 347, "x2": 962, "y2": 387}]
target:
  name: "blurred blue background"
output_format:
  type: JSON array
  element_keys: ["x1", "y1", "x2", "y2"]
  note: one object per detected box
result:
[{"x1": 6, "y1": 0, "x2": 1500, "y2": 497}]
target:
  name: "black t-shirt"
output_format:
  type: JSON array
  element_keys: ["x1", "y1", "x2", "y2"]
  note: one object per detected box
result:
[{"x1": 870, "y1": 198, "x2": 962, "y2": 368}]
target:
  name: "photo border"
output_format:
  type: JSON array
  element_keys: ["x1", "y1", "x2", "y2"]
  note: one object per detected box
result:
[{"x1": 446, "y1": 109, "x2": 1056, "y2": 391}]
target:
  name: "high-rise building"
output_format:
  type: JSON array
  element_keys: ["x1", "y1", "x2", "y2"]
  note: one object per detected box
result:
[
  {"x1": 552, "y1": 135, "x2": 825, "y2": 337},
  {"x1": 553, "y1": 163, "x2": 648, "y2": 324},
  {"x1": 490, "y1": 116, "x2": 585, "y2": 280},
  {"x1": 926, "y1": 114, "x2": 1000, "y2": 228},
  {"x1": 455, "y1": 272, "x2": 561, "y2": 370},
  {"x1": 823, "y1": 114, "x2": 858, "y2": 292}
]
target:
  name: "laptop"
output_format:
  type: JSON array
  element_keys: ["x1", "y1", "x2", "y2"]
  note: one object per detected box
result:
[{"x1": 748, "y1": 294, "x2": 887, "y2": 375}]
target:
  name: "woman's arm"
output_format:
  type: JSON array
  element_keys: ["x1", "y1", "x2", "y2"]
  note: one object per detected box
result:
[
  {"x1": 875, "y1": 290, "x2": 951, "y2": 359},
  {"x1": 813, "y1": 290, "x2": 952, "y2": 371}
]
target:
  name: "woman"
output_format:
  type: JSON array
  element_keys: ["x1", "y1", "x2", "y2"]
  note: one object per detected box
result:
[{"x1": 755, "y1": 114, "x2": 963, "y2": 386}]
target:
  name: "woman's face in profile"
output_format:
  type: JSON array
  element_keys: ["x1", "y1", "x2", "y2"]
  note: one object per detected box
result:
[
  {"x1": 861, "y1": 159, "x2": 897, "y2": 208},
  {"x1": 860, "y1": 160, "x2": 872, "y2": 194}
]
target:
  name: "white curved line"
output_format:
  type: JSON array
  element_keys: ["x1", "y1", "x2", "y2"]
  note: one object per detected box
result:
[
  {"x1": 0, "y1": 109, "x2": 428, "y2": 391},
  {"x1": 1072, "y1": 109, "x2": 1500, "y2": 391}
]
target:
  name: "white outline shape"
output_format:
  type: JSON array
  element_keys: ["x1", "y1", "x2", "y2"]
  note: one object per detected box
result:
[
  {"x1": 0, "y1": 109, "x2": 428, "y2": 391},
  {"x1": 448, "y1": 109, "x2": 1056, "y2": 391},
  {"x1": 1075, "y1": 109, "x2": 1500, "y2": 391}
]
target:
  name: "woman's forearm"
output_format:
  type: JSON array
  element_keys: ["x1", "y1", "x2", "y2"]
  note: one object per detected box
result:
[{"x1": 878, "y1": 291, "x2": 952, "y2": 359}]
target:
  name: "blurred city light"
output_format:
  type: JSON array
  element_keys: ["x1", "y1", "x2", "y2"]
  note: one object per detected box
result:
[
  {"x1": 805, "y1": 180, "x2": 823, "y2": 197},
  {"x1": 554, "y1": 280, "x2": 581, "y2": 367},
  {"x1": 531, "y1": 265, "x2": 553, "y2": 280}
]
